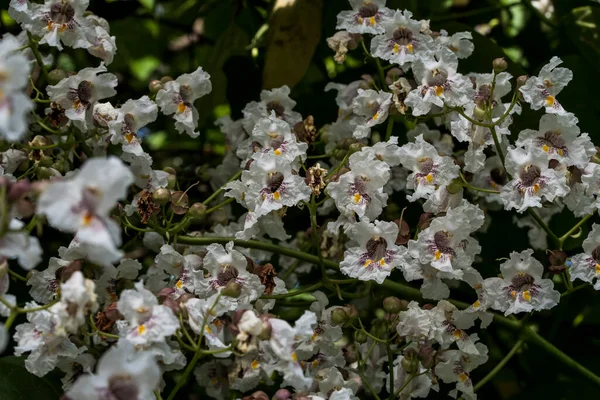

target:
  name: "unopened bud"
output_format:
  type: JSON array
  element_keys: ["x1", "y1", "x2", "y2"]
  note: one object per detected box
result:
[
  {"x1": 354, "y1": 330, "x2": 368, "y2": 344},
  {"x1": 492, "y1": 57, "x2": 508, "y2": 73},
  {"x1": 473, "y1": 105, "x2": 487, "y2": 120},
  {"x1": 222, "y1": 281, "x2": 242, "y2": 298},
  {"x1": 36, "y1": 166, "x2": 53, "y2": 180},
  {"x1": 401, "y1": 354, "x2": 419, "y2": 374},
  {"x1": 348, "y1": 142, "x2": 364, "y2": 155},
  {"x1": 152, "y1": 188, "x2": 171, "y2": 205},
  {"x1": 383, "y1": 296, "x2": 407, "y2": 314},
  {"x1": 330, "y1": 307, "x2": 348, "y2": 326},
  {"x1": 516, "y1": 75, "x2": 528, "y2": 88},
  {"x1": 345, "y1": 304, "x2": 359, "y2": 322},
  {"x1": 149, "y1": 80, "x2": 163, "y2": 94},
  {"x1": 167, "y1": 174, "x2": 177, "y2": 190},
  {"x1": 47, "y1": 69, "x2": 68, "y2": 85},
  {"x1": 446, "y1": 179, "x2": 463, "y2": 195},
  {"x1": 187, "y1": 202, "x2": 207, "y2": 220},
  {"x1": 160, "y1": 75, "x2": 174, "y2": 84},
  {"x1": 370, "y1": 319, "x2": 388, "y2": 339},
  {"x1": 258, "y1": 319, "x2": 272, "y2": 340}
]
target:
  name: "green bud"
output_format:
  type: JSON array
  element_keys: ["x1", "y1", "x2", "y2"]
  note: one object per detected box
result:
[
  {"x1": 187, "y1": 202, "x2": 207, "y2": 220},
  {"x1": 383, "y1": 296, "x2": 405, "y2": 314},
  {"x1": 472, "y1": 105, "x2": 486, "y2": 120},
  {"x1": 47, "y1": 69, "x2": 69, "y2": 85},
  {"x1": 354, "y1": 330, "x2": 368, "y2": 344},
  {"x1": 167, "y1": 174, "x2": 177, "y2": 190},
  {"x1": 160, "y1": 76, "x2": 174, "y2": 84},
  {"x1": 446, "y1": 179, "x2": 463, "y2": 195},
  {"x1": 152, "y1": 188, "x2": 171, "y2": 205},
  {"x1": 221, "y1": 281, "x2": 242, "y2": 298},
  {"x1": 401, "y1": 355, "x2": 419, "y2": 374},
  {"x1": 149, "y1": 80, "x2": 163, "y2": 94},
  {"x1": 36, "y1": 166, "x2": 53, "y2": 179},
  {"x1": 370, "y1": 319, "x2": 388, "y2": 339},
  {"x1": 330, "y1": 307, "x2": 348, "y2": 326},
  {"x1": 492, "y1": 57, "x2": 508, "y2": 73},
  {"x1": 38, "y1": 156, "x2": 54, "y2": 167},
  {"x1": 163, "y1": 166, "x2": 176, "y2": 175}
]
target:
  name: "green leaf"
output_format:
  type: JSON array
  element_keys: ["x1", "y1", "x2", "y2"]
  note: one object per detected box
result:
[{"x1": 0, "y1": 356, "x2": 62, "y2": 400}]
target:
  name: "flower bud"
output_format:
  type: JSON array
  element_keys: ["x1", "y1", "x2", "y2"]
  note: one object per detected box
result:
[
  {"x1": 492, "y1": 57, "x2": 508, "y2": 73},
  {"x1": 401, "y1": 354, "x2": 419, "y2": 374},
  {"x1": 160, "y1": 75, "x2": 174, "y2": 84},
  {"x1": 148, "y1": 79, "x2": 163, "y2": 94},
  {"x1": 446, "y1": 179, "x2": 463, "y2": 195},
  {"x1": 152, "y1": 188, "x2": 171, "y2": 205},
  {"x1": 36, "y1": 166, "x2": 53, "y2": 180},
  {"x1": 330, "y1": 307, "x2": 348, "y2": 326},
  {"x1": 548, "y1": 250, "x2": 568, "y2": 274},
  {"x1": 516, "y1": 75, "x2": 528, "y2": 88},
  {"x1": 258, "y1": 319, "x2": 272, "y2": 340},
  {"x1": 187, "y1": 202, "x2": 207, "y2": 220},
  {"x1": 222, "y1": 281, "x2": 242, "y2": 298},
  {"x1": 162, "y1": 297, "x2": 181, "y2": 315},
  {"x1": 104, "y1": 302, "x2": 123, "y2": 321},
  {"x1": 354, "y1": 330, "x2": 368, "y2": 344},
  {"x1": 344, "y1": 304, "x2": 359, "y2": 322},
  {"x1": 383, "y1": 296, "x2": 407, "y2": 314},
  {"x1": 348, "y1": 142, "x2": 364, "y2": 155},
  {"x1": 29, "y1": 135, "x2": 53, "y2": 148},
  {"x1": 343, "y1": 347, "x2": 358, "y2": 364},
  {"x1": 472, "y1": 105, "x2": 487, "y2": 120},
  {"x1": 370, "y1": 319, "x2": 388, "y2": 339},
  {"x1": 47, "y1": 69, "x2": 69, "y2": 85},
  {"x1": 38, "y1": 156, "x2": 54, "y2": 167}
]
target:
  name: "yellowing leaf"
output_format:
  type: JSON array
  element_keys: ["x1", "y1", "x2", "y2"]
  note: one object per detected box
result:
[{"x1": 262, "y1": 0, "x2": 323, "y2": 89}]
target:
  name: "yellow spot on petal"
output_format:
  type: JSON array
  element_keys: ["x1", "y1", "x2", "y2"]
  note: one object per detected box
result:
[
  {"x1": 473, "y1": 300, "x2": 481, "y2": 309},
  {"x1": 73, "y1": 99, "x2": 81, "y2": 109},
  {"x1": 393, "y1": 44, "x2": 399, "y2": 53},
  {"x1": 357, "y1": 17, "x2": 363, "y2": 24},
  {"x1": 523, "y1": 290, "x2": 531, "y2": 301},
  {"x1": 510, "y1": 290, "x2": 517, "y2": 298},
  {"x1": 274, "y1": 148, "x2": 282, "y2": 156},
  {"x1": 312, "y1": 359, "x2": 319, "y2": 367},
  {"x1": 125, "y1": 133, "x2": 134, "y2": 143},
  {"x1": 595, "y1": 264, "x2": 600, "y2": 275},
  {"x1": 407, "y1": 43, "x2": 413, "y2": 53},
  {"x1": 82, "y1": 213, "x2": 93, "y2": 226},
  {"x1": 379, "y1": 258, "x2": 386, "y2": 266},
  {"x1": 273, "y1": 191, "x2": 281, "y2": 200},
  {"x1": 533, "y1": 184, "x2": 540, "y2": 193},
  {"x1": 176, "y1": 280, "x2": 183, "y2": 289},
  {"x1": 542, "y1": 144, "x2": 550, "y2": 152},
  {"x1": 137, "y1": 324, "x2": 146, "y2": 335},
  {"x1": 205, "y1": 326, "x2": 212, "y2": 334},
  {"x1": 372, "y1": 112, "x2": 380, "y2": 121},
  {"x1": 546, "y1": 95, "x2": 555, "y2": 106},
  {"x1": 136, "y1": 306, "x2": 149, "y2": 313},
  {"x1": 291, "y1": 352, "x2": 298, "y2": 362},
  {"x1": 311, "y1": 332, "x2": 319, "y2": 342},
  {"x1": 58, "y1": 24, "x2": 67, "y2": 33},
  {"x1": 435, "y1": 86, "x2": 444, "y2": 96},
  {"x1": 47, "y1": 21, "x2": 53, "y2": 31},
  {"x1": 177, "y1": 102, "x2": 186, "y2": 113},
  {"x1": 453, "y1": 330, "x2": 462, "y2": 338},
  {"x1": 557, "y1": 148, "x2": 563, "y2": 156},
  {"x1": 210, "y1": 378, "x2": 219, "y2": 385},
  {"x1": 353, "y1": 193, "x2": 362, "y2": 203},
  {"x1": 364, "y1": 259, "x2": 373, "y2": 268},
  {"x1": 425, "y1": 173, "x2": 433, "y2": 183},
  {"x1": 434, "y1": 250, "x2": 441, "y2": 260},
  {"x1": 459, "y1": 373, "x2": 468, "y2": 382},
  {"x1": 369, "y1": 17, "x2": 376, "y2": 25},
  {"x1": 251, "y1": 360, "x2": 260, "y2": 369}
]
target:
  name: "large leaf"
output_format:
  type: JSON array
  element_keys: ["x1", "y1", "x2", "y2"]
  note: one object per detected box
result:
[
  {"x1": 262, "y1": 0, "x2": 323, "y2": 89},
  {"x1": 0, "y1": 356, "x2": 61, "y2": 400}
]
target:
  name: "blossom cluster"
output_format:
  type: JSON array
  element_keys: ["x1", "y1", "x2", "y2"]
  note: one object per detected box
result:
[{"x1": 0, "y1": 0, "x2": 599, "y2": 399}]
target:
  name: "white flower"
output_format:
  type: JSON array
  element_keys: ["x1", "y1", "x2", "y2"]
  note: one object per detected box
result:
[
  {"x1": 14, "y1": 302, "x2": 81, "y2": 376},
  {"x1": 241, "y1": 86, "x2": 302, "y2": 133},
  {"x1": 398, "y1": 134, "x2": 459, "y2": 202},
  {"x1": 407, "y1": 123, "x2": 454, "y2": 156},
  {"x1": 0, "y1": 219, "x2": 42, "y2": 270},
  {"x1": 57, "y1": 351, "x2": 95, "y2": 391},
  {"x1": 340, "y1": 220, "x2": 408, "y2": 284},
  {"x1": 47, "y1": 63, "x2": 118, "y2": 131},
  {"x1": 155, "y1": 67, "x2": 212, "y2": 138},
  {"x1": 435, "y1": 345, "x2": 489, "y2": 400},
  {"x1": 116, "y1": 281, "x2": 179, "y2": 346},
  {"x1": 396, "y1": 301, "x2": 434, "y2": 341},
  {"x1": 405, "y1": 47, "x2": 474, "y2": 116},
  {"x1": 515, "y1": 114, "x2": 595, "y2": 168},
  {"x1": 0, "y1": 273, "x2": 16, "y2": 317},
  {"x1": 500, "y1": 146, "x2": 569, "y2": 213},
  {"x1": 351, "y1": 136, "x2": 403, "y2": 167},
  {"x1": 50, "y1": 271, "x2": 98, "y2": 335},
  {"x1": 0, "y1": 34, "x2": 34, "y2": 141},
  {"x1": 370, "y1": 10, "x2": 432, "y2": 68},
  {"x1": 350, "y1": 89, "x2": 392, "y2": 139},
  {"x1": 37, "y1": 156, "x2": 133, "y2": 265},
  {"x1": 435, "y1": 30, "x2": 474, "y2": 59},
  {"x1": 66, "y1": 343, "x2": 160, "y2": 400},
  {"x1": 195, "y1": 242, "x2": 263, "y2": 309},
  {"x1": 336, "y1": 0, "x2": 393, "y2": 35},
  {"x1": 108, "y1": 96, "x2": 158, "y2": 155},
  {"x1": 96, "y1": 258, "x2": 141, "y2": 305},
  {"x1": 12, "y1": 0, "x2": 92, "y2": 51},
  {"x1": 519, "y1": 56, "x2": 573, "y2": 116},
  {"x1": 570, "y1": 224, "x2": 600, "y2": 290},
  {"x1": 408, "y1": 200, "x2": 483, "y2": 277},
  {"x1": 151, "y1": 244, "x2": 201, "y2": 296},
  {"x1": 84, "y1": 15, "x2": 117, "y2": 65},
  {"x1": 483, "y1": 249, "x2": 560, "y2": 315}
]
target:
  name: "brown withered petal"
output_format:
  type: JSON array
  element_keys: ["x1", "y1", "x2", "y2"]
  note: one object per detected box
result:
[
  {"x1": 136, "y1": 189, "x2": 160, "y2": 224},
  {"x1": 293, "y1": 115, "x2": 317, "y2": 144},
  {"x1": 253, "y1": 262, "x2": 278, "y2": 295}
]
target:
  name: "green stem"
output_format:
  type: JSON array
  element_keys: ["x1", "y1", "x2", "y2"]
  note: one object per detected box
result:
[
  {"x1": 261, "y1": 282, "x2": 323, "y2": 299},
  {"x1": 489, "y1": 124, "x2": 507, "y2": 172},
  {"x1": 386, "y1": 341, "x2": 394, "y2": 400},
  {"x1": 3, "y1": 311, "x2": 18, "y2": 330},
  {"x1": 205, "y1": 197, "x2": 234, "y2": 215},
  {"x1": 202, "y1": 171, "x2": 242, "y2": 206},
  {"x1": 7, "y1": 269, "x2": 28, "y2": 282},
  {"x1": 385, "y1": 116, "x2": 394, "y2": 141},
  {"x1": 559, "y1": 213, "x2": 593, "y2": 246},
  {"x1": 527, "y1": 209, "x2": 560, "y2": 246},
  {"x1": 474, "y1": 339, "x2": 525, "y2": 391},
  {"x1": 458, "y1": 171, "x2": 500, "y2": 194},
  {"x1": 27, "y1": 32, "x2": 49, "y2": 82},
  {"x1": 325, "y1": 152, "x2": 350, "y2": 181}
]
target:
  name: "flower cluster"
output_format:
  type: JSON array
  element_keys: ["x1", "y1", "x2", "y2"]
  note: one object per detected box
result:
[{"x1": 1, "y1": 0, "x2": 600, "y2": 399}]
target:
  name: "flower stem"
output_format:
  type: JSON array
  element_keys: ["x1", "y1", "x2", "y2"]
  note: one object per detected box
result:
[
  {"x1": 474, "y1": 339, "x2": 524, "y2": 391},
  {"x1": 27, "y1": 32, "x2": 48, "y2": 82},
  {"x1": 202, "y1": 171, "x2": 242, "y2": 206}
]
